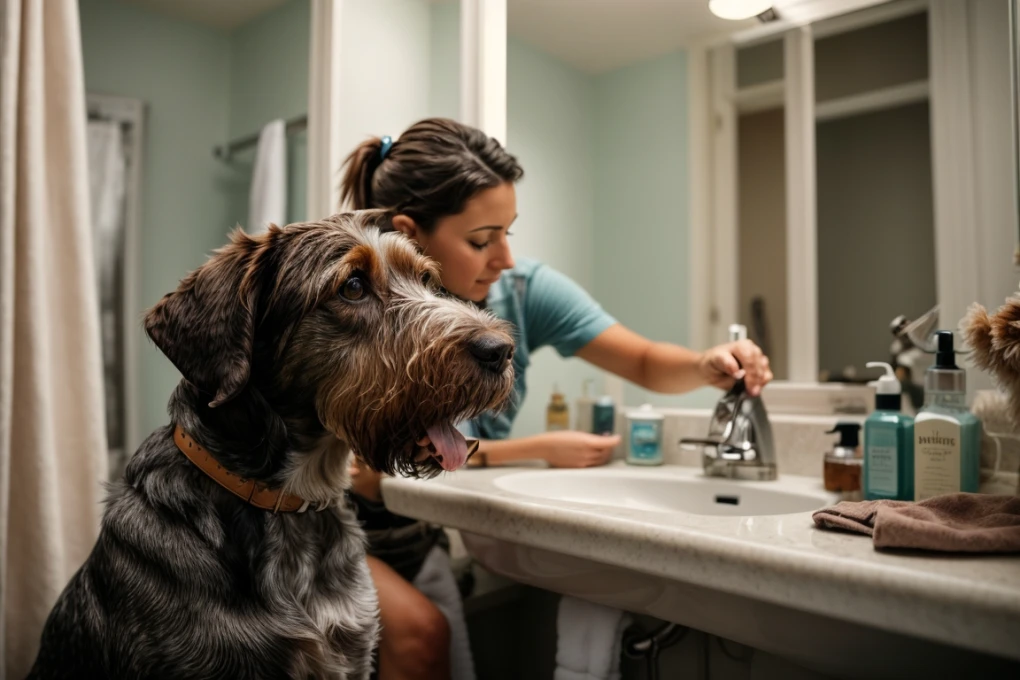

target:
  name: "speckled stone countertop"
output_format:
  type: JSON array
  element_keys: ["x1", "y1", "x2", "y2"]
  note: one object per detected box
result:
[{"x1": 383, "y1": 461, "x2": 1020, "y2": 661}]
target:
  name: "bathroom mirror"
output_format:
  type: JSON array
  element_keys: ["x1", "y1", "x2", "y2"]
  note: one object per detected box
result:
[{"x1": 503, "y1": 0, "x2": 1018, "y2": 431}]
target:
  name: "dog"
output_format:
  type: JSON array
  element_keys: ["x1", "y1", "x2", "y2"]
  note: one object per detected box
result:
[
  {"x1": 963, "y1": 294, "x2": 1020, "y2": 417},
  {"x1": 27, "y1": 211, "x2": 515, "y2": 679}
]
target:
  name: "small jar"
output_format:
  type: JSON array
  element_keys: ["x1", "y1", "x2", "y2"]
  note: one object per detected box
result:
[{"x1": 626, "y1": 404, "x2": 664, "y2": 465}]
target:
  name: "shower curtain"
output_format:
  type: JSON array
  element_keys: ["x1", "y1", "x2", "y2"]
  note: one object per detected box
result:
[{"x1": 0, "y1": 1, "x2": 109, "y2": 676}]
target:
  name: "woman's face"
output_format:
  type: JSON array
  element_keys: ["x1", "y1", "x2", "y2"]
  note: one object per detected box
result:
[{"x1": 395, "y1": 182, "x2": 517, "y2": 302}]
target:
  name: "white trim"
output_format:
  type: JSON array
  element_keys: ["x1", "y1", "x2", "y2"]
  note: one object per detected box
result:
[
  {"x1": 734, "y1": 80, "x2": 785, "y2": 114},
  {"x1": 928, "y1": 0, "x2": 981, "y2": 335},
  {"x1": 815, "y1": 79, "x2": 929, "y2": 122},
  {"x1": 810, "y1": 0, "x2": 928, "y2": 39},
  {"x1": 784, "y1": 27, "x2": 818, "y2": 382},
  {"x1": 307, "y1": 0, "x2": 343, "y2": 217},
  {"x1": 460, "y1": 0, "x2": 478, "y2": 126},
  {"x1": 1011, "y1": 0, "x2": 1020, "y2": 264},
  {"x1": 85, "y1": 93, "x2": 145, "y2": 457},
  {"x1": 710, "y1": 44, "x2": 739, "y2": 346},
  {"x1": 460, "y1": 0, "x2": 507, "y2": 144},
  {"x1": 687, "y1": 45, "x2": 711, "y2": 350}
]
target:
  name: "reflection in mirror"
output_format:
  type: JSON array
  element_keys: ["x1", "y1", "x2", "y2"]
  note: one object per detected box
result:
[
  {"x1": 813, "y1": 12, "x2": 935, "y2": 382},
  {"x1": 506, "y1": 0, "x2": 1018, "y2": 429},
  {"x1": 506, "y1": 3, "x2": 749, "y2": 434},
  {"x1": 80, "y1": 0, "x2": 311, "y2": 475}
]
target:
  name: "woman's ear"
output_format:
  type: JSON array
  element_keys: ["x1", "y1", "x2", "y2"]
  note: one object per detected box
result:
[{"x1": 391, "y1": 214, "x2": 419, "y2": 239}]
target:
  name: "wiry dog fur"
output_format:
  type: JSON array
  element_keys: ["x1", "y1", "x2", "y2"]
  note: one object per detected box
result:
[
  {"x1": 27, "y1": 212, "x2": 515, "y2": 679},
  {"x1": 963, "y1": 294, "x2": 1020, "y2": 421}
]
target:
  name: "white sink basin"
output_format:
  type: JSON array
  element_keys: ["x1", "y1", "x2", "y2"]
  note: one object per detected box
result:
[{"x1": 493, "y1": 467, "x2": 833, "y2": 516}]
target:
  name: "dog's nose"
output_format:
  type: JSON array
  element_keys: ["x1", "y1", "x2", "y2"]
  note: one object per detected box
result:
[{"x1": 467, "y1": 334, "x2": 513, "y2": 373}]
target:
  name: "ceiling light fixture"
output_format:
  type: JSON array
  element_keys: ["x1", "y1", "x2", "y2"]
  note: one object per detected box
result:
[{"x1": 709, "y1": 0, "x2": 774, "y2": 21}]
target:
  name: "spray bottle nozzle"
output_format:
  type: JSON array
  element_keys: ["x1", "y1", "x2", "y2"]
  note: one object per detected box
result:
[
  {"x1": 826, "y1": 422, "x2": 861, "y2": 449},
  {"x1": 865, "y1": 362, "x2": 901, "y2": 394}
]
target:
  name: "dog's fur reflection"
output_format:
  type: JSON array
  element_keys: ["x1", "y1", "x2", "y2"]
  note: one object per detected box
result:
[{"x1": 27, "y1": 212, "x2": 514, "y2": 679}]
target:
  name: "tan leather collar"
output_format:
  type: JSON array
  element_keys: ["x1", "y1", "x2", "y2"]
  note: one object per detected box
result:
[{"x1": 174, "y1": 425, "x2": 310, "y2": 513}]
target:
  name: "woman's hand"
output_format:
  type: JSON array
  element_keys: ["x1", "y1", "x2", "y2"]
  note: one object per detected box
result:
[
  {"x1": 348, "y1": 455, "x2": 385, "y2": 502},
  {"x1": 698, "y1": 339, "x2": 773, "y2": 397},
  {"x1": 530, "y1": 431, "x2": 621, "y2": 468}
]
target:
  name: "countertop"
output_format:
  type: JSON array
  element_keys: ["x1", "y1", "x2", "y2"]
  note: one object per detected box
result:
[{"x1": 382, "y1": 462, "x2": 1020, "y2": 661}]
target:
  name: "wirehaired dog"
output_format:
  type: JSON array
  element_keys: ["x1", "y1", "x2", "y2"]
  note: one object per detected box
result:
[
  {"x1": 964, "y1": 294, "x2": 1020, "y2": 417},
  {"x1": 27, "y1": 212, "x2": 515, "y2": 679}
]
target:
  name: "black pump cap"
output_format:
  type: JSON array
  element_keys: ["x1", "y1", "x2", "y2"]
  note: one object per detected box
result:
[
  {"x1": 826, "y1": 422, "x2": 861, "y2": 448},
  {"x1": 875, "y1": 392, "x2": 901, "y2": 410},
  {"x1": 935, "y1": 330, "x2": 958, "y2": 369}
]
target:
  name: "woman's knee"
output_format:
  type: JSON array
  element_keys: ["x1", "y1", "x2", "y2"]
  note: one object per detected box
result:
[{"x1": 385, "y1": 599, "x2": 451, "y2": 671}]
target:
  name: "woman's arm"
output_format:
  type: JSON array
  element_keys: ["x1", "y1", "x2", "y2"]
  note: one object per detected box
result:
[
  {"x1": 575, "y1": 323, "x2": 773, "y2": 396},
  {"x1": 471, "y1": 432, "x2": 622, "y2": 468}
]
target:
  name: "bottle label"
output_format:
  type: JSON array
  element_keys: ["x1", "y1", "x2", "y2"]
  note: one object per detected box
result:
[
  {"x1": 914, "y1": 419, "x2": 961, "y2": 500},
  {"x1": 866, "y1": 428, "x2": 899, "y2": 496},
  {"x1": 629, "y1": 421, "x2": 662, "y2": 459}
]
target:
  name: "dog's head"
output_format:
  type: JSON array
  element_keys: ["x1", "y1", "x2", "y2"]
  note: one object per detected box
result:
[{"x1": 145, "y1": 211, "x2": 514, "y2": 481}]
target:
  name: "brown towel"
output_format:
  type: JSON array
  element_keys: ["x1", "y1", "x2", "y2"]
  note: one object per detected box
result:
[{"x1": 812, "y1": 494, "x2": 1020, "y2": 553}]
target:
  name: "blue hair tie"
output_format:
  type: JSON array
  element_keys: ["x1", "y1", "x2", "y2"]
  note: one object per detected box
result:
[{"x1": 379, "y1": 135, "x2": 393, "y2": 160}]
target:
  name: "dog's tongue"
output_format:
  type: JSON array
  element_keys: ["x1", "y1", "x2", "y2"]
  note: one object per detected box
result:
[{"x1": 426, "y1": 422, "x2": 469, "y2": 471}]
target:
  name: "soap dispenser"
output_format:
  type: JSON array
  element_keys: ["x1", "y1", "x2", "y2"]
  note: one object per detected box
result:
[
  {"x1": 546, "y1": 384, "x2": 569, "y2": 432},
  {"x1": 863, "y1": 362, "x2": 914, "y2": 501},
  {"x1": 824, "y1": 422, "x2": 863, "y2": 495},
  {"x1": 912, "y1": 331, "x2": 981, "y2": 500}
]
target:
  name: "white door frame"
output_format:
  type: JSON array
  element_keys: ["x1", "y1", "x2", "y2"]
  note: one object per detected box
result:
[
  {"x1": 460, "y1": 0, "x2": 507, "y2": 144},
  {"x1": 307, "y1": 0, "x2": 344, "y2": 218},
  {"x1": 783, "y1": 25, "x2": 818, "y2": 383},
  {"x1": 928, "y1": 0, "x2": 982, "y2": 334},
  {"x1": 708, "y1": 43, "x2": 739, "y2": 349}
]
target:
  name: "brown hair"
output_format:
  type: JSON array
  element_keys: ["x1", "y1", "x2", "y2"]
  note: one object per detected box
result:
[{"x1": 338, "y1": 118, "x2": 523, "y2": 232}]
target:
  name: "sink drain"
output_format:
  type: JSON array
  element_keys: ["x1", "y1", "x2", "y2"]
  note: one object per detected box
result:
[{"x1": 714, "y1": 494, "x2": 740, "y2": 505}]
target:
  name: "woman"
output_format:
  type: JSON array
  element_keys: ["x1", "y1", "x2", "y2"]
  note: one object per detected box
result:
[{"x1": 339, "y1": 118, "x2": 772, "y2": 680}]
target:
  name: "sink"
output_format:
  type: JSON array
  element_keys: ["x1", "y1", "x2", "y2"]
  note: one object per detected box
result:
[
  {"x1": 382, "y1": 462, "x2": 1020, "y2": 678},
  {"x1": 493, "y1": 467, "x2": 833, "y2": 516}
]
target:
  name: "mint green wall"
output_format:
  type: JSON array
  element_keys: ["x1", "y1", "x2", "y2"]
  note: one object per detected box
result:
[
  {"x1": 80, "y1": 0, "x2": 234, "y2": 439},
  {"x1": 592, "y1": 52, "x2": 716, "y2": 410},
  {"x1": 80, "y1": 0, "x2": 310, "y2": 440},
  {"x1": 507, "y1": 39, "x2": 605, "y2": 436},
  {"x1": 429, "y1": 1, "x2": 460, "y2": 119},
  {"x1": 226, "y1": 0, "x2": 310, "y2": 225},
  {"x1": 506, "y1": 43, "x2": 715, "y2": 432}
]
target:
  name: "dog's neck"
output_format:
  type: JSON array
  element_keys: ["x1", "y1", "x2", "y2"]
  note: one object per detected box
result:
[{"x1": 168, "y1": 381, "x2": 348, "y2": 501}]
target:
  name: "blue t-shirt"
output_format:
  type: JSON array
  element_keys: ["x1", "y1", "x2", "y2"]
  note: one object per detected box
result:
[{"x1": 458, "y1": 258, "x2": 616, "y2": 440}]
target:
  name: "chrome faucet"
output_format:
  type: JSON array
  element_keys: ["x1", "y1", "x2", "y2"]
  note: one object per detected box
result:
[{"x1": 680, "y1": 325, "x2": 777, "y2": 481}]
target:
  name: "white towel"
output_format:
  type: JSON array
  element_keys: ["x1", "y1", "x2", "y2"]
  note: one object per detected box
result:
[
  {"x1": 412, "y1": 546, "x2": 476, "y2": 680},
  {"x1": 248, "y1": 119, "x2": 287, "y2": 234},
  {"x1": 554, "y1": 596, "x2": 630, "y2": 680}
]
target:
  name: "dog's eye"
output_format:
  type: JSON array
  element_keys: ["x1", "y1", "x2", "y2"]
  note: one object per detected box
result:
[
  {"x1": 340, "y1": 276, "x2": 366, "y2": 301},
  {"x1": 421, "y1": 272, "x2": 434, "y2": 288}
]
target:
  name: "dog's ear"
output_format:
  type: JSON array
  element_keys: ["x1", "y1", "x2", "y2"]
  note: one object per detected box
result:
[{"x1": 145, "y1": 229, "x2": 265, "y2": 408}]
